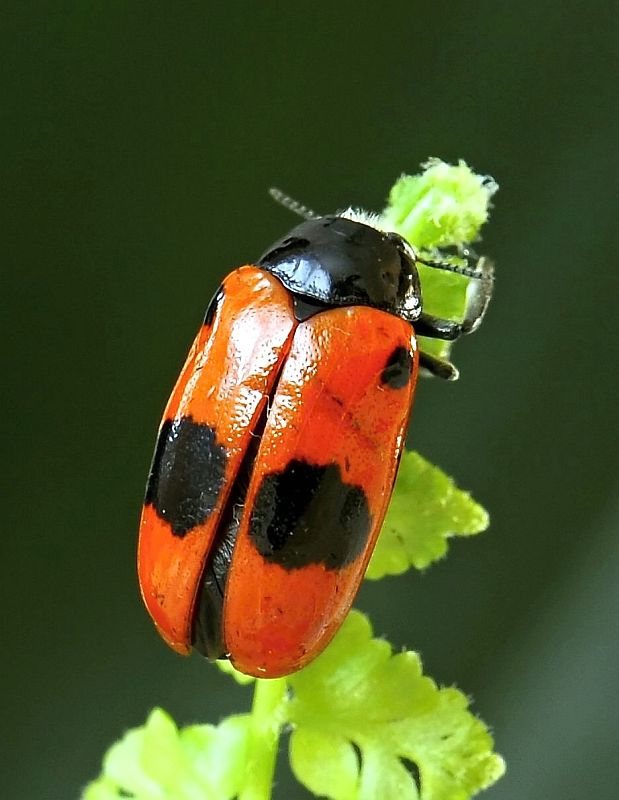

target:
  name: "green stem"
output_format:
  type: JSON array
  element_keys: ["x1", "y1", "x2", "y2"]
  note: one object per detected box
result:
[{"x1": 239, "y1": 677, "x2": 288, "y2": 800}]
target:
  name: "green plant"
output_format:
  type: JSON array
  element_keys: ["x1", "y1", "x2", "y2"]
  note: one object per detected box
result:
[{"x1": 85, "y1": 159, "x2": 504, "y2": 800}]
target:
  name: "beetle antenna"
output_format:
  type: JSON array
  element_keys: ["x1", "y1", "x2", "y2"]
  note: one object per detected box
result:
[
  {"x1": 416, "y1": 254, "x2": 495, "y2": 283},
  {"x1": 269, "y1": 188, "x2": 319, "y2": 220}
]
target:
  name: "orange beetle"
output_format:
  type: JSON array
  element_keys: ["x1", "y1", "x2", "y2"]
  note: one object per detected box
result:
[{"x1": 138, "y1": 211, "x2": 491, "y2": 677}]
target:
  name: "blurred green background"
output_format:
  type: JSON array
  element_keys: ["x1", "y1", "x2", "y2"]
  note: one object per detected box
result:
[{"x1": 2, "y1": 2, "x2": 616, "y2": 797}]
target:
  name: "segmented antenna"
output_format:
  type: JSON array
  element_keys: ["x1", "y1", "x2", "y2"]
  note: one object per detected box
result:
[
  {"x1": 416, "y1": 253, "x2": 494, "y2": 282},
  {"x1": 269, "y1": 188, "x2": 319, "y2": 220}
]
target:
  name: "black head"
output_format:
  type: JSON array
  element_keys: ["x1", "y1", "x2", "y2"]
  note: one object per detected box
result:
[{"x1": 258, "y1": 216, "x2": 422, "y2": 322}]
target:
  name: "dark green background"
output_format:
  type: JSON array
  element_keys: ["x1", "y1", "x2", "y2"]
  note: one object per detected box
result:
[{"x1": 3, "y1": 2, "x2": 616, "y2": 798}]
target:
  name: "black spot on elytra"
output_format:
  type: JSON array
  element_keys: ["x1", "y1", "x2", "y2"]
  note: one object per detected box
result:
[
  {"x1": 400, "y1": 758, "x2": 422, "y2": 794},
  {"x1": 249, "y1": 459, "x2": 372, "y2": 570},
  {"x1": 145, "y1": 416, "x2": 227, "y2": 536},
  {"x1": 203, "y1": 284, "x2": 225, "y2": 327},
  {"x1": 381, "y1": 345, "x2": 413, "y2": 389}
]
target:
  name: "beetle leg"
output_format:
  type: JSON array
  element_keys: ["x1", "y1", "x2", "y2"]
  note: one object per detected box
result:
[
  {"x1": 416, "y1": 314, "x2": 461, "y2": 340},
  {"x1": 418, "y1": 351, "x2": 459, "y2": 381},
  {"x1": 416, "y1": 257, "x2": 494, "y2": 339}
]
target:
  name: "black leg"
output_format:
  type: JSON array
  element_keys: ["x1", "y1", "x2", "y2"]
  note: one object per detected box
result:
[
  {"x1": 416, "y1": 256, "x2": 494, "y2": 340},
  {"x1": 416, "y1": 314, "x2": 462, "y2": 340},
  {"x1": 419, "y1": 351, "x2": 459, "y2": 381}
]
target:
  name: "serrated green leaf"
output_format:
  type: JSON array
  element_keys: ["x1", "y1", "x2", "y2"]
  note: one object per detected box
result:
[
  {"x1": 289, "y1": 729, "x2": 360, "y2": 800},
  {"x1": 379, "y1": 159, "x2": 497, "y2": 250},
  {"x1": 366, "y1": 451, "x2": 489, "y2": 580},
  {"x1": 83, "y1": 709, "x2": 251, "y2": 800},
  {"x1": 357, "y1": 744, "x2": 420, "y2": 800},
  {"x1": 287, "y1": 611, "x2": 504, "y2": 800}
]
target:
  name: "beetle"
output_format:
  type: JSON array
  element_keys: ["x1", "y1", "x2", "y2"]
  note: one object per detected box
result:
[{"x1": 138, "y1": 194, "x2": 493, "y2": 677}]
